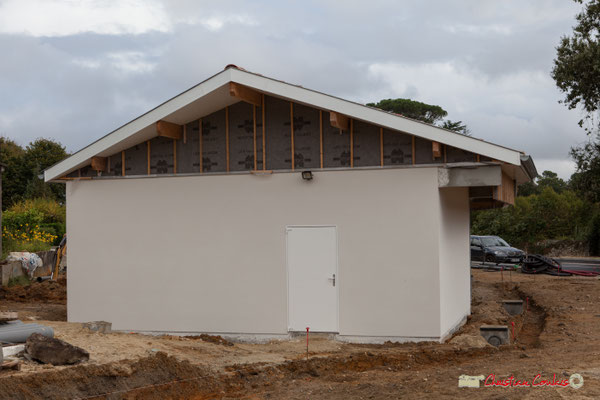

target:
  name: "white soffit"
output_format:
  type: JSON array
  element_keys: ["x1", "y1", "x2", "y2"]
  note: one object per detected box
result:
[{"x1": 46, "y1": 67, "x2": 526, "y2": 182}]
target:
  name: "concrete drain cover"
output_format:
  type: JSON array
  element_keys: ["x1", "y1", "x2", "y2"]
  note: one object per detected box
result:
[
  {"x1": 480, "y1": 325, "x2": 509, "y2": 346},
  {"x1": 502, "y1": 300, "x2": 524, "y2": 316}
]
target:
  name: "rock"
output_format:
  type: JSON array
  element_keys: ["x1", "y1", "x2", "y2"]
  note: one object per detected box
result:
[
  {"x1": 449, "y1": 334, "x2": 492, "y2": 348},
  {"x1": 82, "y1": 321, "x2": 112, "y2": 334},
  {"x1": 25, "y1": 333, "x2": 89, "y2": 365}
]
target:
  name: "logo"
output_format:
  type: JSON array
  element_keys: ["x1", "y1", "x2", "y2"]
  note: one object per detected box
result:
[{"x1": 458, "y1": 373, "x2": 584, "y2": 389}]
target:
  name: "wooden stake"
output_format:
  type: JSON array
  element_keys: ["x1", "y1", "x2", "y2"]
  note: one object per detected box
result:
[
  {"x1": 290, "y1": 102, "x2": 295, "y2": 170},
  {"x1": 173, "y1": 139, "x2": 177, "y2": 174},
  {"x1": 319, "y1": 110, "x2": 324, "y2": 168},
  {"x1": 121, "y1": 151, "x2": 125, "y2": 176},
  {"x1": 199, "y1": 119, "x2": 203, "y2": 172},
  {"x1": 253, "y1": 105, "x2": 257, "y2": 171},
  {"x1": 226, "y1": 106, "x2": 230, "y2": 172},
  {"x1": 412, "y1": 136, "x2": 416, "y2": 165},
  {"x1": 262, "y1": 94, "x2": 266, "y2": 170},
  {"x1": 379, "y1": 127, "x2": 384, "y2": 166},
  {"x1": 147, "y1": 140, "x2": 151, "y2": 174},
  {"x1": 350, "y1": 119, "x2": 354, "y2": 168}
]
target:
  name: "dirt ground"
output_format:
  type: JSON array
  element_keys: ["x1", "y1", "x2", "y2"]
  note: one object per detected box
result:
[{"x1": 0, "y1": 270, "x2": 599, "y2": 399}]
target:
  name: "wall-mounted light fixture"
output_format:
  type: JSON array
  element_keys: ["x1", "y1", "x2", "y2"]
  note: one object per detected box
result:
[{"x1": 301, "y1": 170, "x2": 313, "y2": 181}]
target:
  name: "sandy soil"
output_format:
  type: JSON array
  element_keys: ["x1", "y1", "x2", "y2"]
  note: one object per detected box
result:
[{"x1": 0, "y1": 270, "x2": 599, "y2": 399}]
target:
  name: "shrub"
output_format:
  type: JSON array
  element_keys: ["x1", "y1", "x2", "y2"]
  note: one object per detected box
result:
[
  {"x1": 2, "y1": 198, "x2": 65, "y2": 258},
  {"x1": 589, "y1": 213, "x2": 600, "y2": 256}
]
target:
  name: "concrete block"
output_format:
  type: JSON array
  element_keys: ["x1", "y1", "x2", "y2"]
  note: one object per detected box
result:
[
  {"x1": 1, "y1": 261, "x2": 24, "y2": 286},
  {"x1": 502, "y1": 300, "x2": 524, "y2": 316},
  {"x1": 480, "y1": 325, "x2": 510, "y2": 346},
  {"x1": 83, "y1": 321, "x2": 112, "y2": 334}
]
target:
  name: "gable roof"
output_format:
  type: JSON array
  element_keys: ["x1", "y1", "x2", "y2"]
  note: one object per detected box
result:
[{"x1": 44, "y1": 66, "x2": 536, "y2": 182}]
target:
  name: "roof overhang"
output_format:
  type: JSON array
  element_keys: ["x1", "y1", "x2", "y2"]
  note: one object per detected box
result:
[{"x1": 45, "y1": 67, "x2": 534, "y2": 182}]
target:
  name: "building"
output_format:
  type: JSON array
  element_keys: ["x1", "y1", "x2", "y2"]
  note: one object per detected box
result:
[{"x1": 44, "y1": 66, "x2": 537, "y2": 343}]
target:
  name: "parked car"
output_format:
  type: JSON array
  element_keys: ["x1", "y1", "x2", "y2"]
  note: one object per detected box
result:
[{"x1": 470, "y1": 235, "x2": 524, "y2": 264}]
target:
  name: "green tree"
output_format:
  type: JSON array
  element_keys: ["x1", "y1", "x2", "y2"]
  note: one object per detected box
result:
[
  {"x1": 367, "y1": 98, "x2": 448, "y2": 125},
  {"x1": 22, "y1": 138, "x2": 68, "y2": 203},
  {"x1": 440, "y1": 120, "x2": 471, "y2": 136},
  {"x1": 1, "y1": 137, "x2": 27, "y2": 209},
  {"x1": 517, "y1": 170, "x2": 567, "y2": 196},
  {"x1": 552, "y1": 0, "x2": 600, "y2": 133},
  {"x1": 1, "y1": 137, "x2": 68, "y2": 209},
  {"x1": 569, "y1": 136, "x2": 600, "y2": 202}
]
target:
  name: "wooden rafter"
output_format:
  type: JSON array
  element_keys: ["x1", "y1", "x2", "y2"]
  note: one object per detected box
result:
[
  {"x1": 319, "y1": 110, "x2": 323, "y2": 168},
  {"x1": 90, "y1": 156, "x2": 107, "y2": 172},
  {"x1": 229, "y1": 82, "x2": 262, "y2": 107},
  {"x1": 432, "y1": 141, "x2": 442, "y2": 159},
  {"x1": 173, "y1": 139, "x2": 177, "y2": 174},
  {"x1": 226, "y1": 106, "x2": 230, "y2": 172},
  {"x1": 156, "y1": 120, "x2": 182, "y2": 140},
  {"x1": 350, "y1": 119, "x2": 354, "y2": 168},
  {"x1": 412, "y1": 136, "x2": 416, "y2": 165},
  {"x1": 380, "y1": 127, "x2": 384, "y2": 166},
  {"x1": 199, "y1": 119, "x2": 203, "y2": 172},
  {"x1": 262, "y1": 94, "x2": 266, "y2": 170},
  {"x1": 290, "y1": 102, "x2": 295, "y2": 170},
  {"x1": 253, "y1": 105, "x2": 257, "y2": 170},
  {"x1": 329, "y1": 111, "x2": 349, "y2": 131},
  {"x1": 147, "y1": 140, "x2": 151, "y2": 174}
]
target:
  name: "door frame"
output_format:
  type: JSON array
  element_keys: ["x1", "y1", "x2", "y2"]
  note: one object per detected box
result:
[{"x1": 285, "y1": 225, "x2": 340, "y2": 332}]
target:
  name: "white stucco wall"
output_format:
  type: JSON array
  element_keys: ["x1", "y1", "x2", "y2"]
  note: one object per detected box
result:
[
  {"x1": 66, "y1": 167, "x2": 448, "y2": 339},
  {"x1": 438, "y1": 186, "x2": 471, "y2": 338}
]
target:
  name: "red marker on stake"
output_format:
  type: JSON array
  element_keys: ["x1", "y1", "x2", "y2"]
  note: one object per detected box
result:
[
  {"x1": 511, "y1": 321, "x2": 515, "y2": 342},
  {"x1": 306, "y1": 327, "x2": 309, "y2": 361}
]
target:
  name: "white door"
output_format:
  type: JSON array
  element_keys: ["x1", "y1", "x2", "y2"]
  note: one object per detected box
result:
[{"x1": 287, "y1": 226, "x2": 338, "y2": 332}]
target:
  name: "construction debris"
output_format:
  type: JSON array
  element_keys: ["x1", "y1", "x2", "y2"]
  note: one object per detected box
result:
[
  {"x1": 522, "y1": 254, "x2": 600, "y2": 276},
  {"x1": 0, "y1": 320, "x2": 54, "y2": 344},
  {"x1": 25, "y1": 333, "x2": 89, "y2": 365},
  {"x1": 83, "y1": 321, "x2": 111, "y2": 334}
]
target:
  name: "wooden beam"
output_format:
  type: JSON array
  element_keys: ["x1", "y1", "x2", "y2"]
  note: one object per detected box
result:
[
  {"x1": 412, "y1": 136, "x2": 416, "y2": 165},
  {"x1": 183, "y1": 124, "x2": 187, "y2": 144},
  {"x1": 319, "y1": 110, "x2": 323, "y2": 168},
  {"x1": 121, "y1": 151, "x2": 125, "y2": 176},
  {"x1": 444, "y1": 144, "x2": 447, "y2": 163},
  {"x1": 226, "y1": 106, "x2": 230, "y2": 172},
  {"x1": 329, "y1": 111, "x2": 349, "y2": 131},
  {"x1": 90, "y1": 156, "x2": 107, "y2": 172},
  {"x1": 350, "y1": 119, "x2": 354, "y2": 168},
  {"x1": 477, "y1": 154, "x2": 481, "y2": 163},
  {"x1": 262, "y1": 94, "x2": 266, "y2": 170},
  {"x1": 173, "y1": 139, "x2": 177, "y2": 174},
  {"x1": 229, "y1": 82, "x2": 262, "y2": 106},
  {"x1": 432, "y1": 141, "x2": 442, "y2": 159},
  {"x1": 380, "y1": 127, "x2": 384, "y2": 166},
  {"x1": 156, "y1": 120, "x2": 182, "y2": 140},
  {"x1": 253, "y1": 105, "x2": 257, "y2": 170},
  {"x1": 290, "y1": 102, "x2": 295, "y2": 170},
  {"x1": 147, "y1": 140, "x2": 151, "y2": 174},
  {"x1": 199, "y1": 119, "x2": 203, "y2": 172}
]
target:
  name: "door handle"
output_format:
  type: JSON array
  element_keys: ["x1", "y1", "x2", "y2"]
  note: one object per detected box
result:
[{"x1": 328, "y1": 274, "x2": 336, "y2": 287}]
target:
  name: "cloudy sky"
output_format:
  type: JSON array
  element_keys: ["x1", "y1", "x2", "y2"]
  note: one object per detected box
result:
[{"x1": 0, "y1": 0, "x2": 589, "y2": 178}]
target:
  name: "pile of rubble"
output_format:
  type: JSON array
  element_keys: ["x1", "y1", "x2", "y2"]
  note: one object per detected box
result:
[{"x1": 0, "y1": 311, "x2": 90, "y2": 371}]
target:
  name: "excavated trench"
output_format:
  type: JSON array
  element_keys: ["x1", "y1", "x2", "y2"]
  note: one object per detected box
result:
[{"x1": 0, "y1": 274, "x2": 550, "y2": 399}]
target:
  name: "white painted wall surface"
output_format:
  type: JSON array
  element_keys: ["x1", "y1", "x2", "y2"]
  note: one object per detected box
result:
[
  {"x1": 67, "y1": 167, "x2": 444, "y2": 338},
  {"x1": 438, "y1": 187, "x2": 471, "y2": 337}
]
